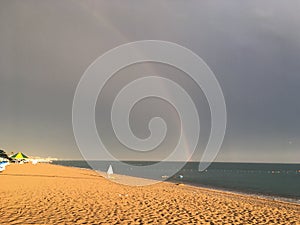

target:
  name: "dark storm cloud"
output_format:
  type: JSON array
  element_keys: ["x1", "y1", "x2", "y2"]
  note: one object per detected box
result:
[{"x1": 0, "y1": 0, "x2": 299, "y2": 162}]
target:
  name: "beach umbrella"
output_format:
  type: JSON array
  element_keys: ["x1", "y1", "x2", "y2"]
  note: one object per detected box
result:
[{"x1": 10, "y1": 152, "x2": 28, "y2": 160}]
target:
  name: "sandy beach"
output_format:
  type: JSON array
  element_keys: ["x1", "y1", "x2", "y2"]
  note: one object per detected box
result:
[{"x1": 0, "y1": 164, "x2": 299, "y2": 225}]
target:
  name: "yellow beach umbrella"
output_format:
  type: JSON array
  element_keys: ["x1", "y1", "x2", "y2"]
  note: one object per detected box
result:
[{"x1": 11, "y1": 152, "x2": 28, "y2": 160}]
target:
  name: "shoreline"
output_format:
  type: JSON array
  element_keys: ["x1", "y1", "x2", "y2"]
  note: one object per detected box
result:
[
  {"x1": 176, "y1": 181, "x2": 300, "y2": 206},
  {"x1": 1, "y1": 163, "x2": 299, "y2": 224},
  {"x1": 53, "y1": 162, "x2": 300, "y2": 205}
]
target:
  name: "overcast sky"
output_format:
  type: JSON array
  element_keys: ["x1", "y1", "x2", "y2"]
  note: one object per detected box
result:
[{"x1": 0, "y1": 0, "x2": 299, "y2": 162}]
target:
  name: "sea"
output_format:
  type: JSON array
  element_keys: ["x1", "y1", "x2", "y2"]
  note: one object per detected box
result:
[{"x1": 52, "y1": 161, "x2": 300, "y2": 204}]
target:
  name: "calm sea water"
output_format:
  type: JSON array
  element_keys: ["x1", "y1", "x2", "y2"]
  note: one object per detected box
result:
[{"x1": 52, "y1": 161, "x2": 300, "y2": 202}]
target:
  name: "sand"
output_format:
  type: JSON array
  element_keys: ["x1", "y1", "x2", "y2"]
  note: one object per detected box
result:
[{"x1": 0, "y1": 164, "x2": 299, "y2": 225}]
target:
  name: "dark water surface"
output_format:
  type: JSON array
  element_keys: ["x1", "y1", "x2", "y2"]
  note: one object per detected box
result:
[{"x1": 52, "y1": 161, "x2": 300, "y2": 203}]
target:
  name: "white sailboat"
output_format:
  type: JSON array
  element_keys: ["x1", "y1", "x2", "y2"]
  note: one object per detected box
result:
[{"x1": 107, "y1": 164, "x2": 114, "y2": 178}]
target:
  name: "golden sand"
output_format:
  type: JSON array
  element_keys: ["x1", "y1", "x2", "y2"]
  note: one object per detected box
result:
[{"x1": 0, "y1": 164, "x2": 299, "y2": 225}]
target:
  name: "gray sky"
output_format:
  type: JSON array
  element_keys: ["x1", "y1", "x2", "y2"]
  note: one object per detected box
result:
[{"x1": 0, "y1": 0, "x2": 299, "y2": 162}]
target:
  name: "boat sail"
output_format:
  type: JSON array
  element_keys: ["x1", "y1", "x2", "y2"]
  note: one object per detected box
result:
[{"x1": 107, "y1": 165, "x2": 113, "y2": 178}]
